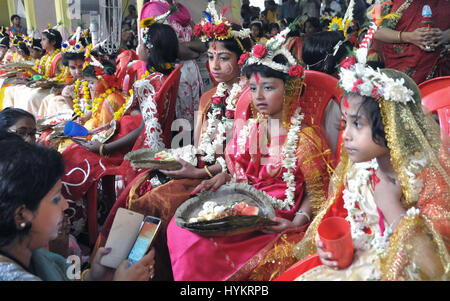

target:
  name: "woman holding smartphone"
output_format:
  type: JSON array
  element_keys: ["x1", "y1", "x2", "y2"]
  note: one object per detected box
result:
[{"x1": 0, "y1": 131, "x2": 155, "y2": 281}]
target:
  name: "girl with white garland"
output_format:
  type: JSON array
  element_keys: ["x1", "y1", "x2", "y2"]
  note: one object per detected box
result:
[
  {"x1": 276, "y1": 22, "x2": 449, "y2": 281},
  {"x1": 166, "y1": 21, "x2": 332, "y2": 281},
  {"x1": 95, "y1": 2, "x2": 252, "y2": 281}
]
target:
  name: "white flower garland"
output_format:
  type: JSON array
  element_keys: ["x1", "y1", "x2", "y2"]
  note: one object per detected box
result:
[
  {"x1": 236, "y1": 107, "x2": 304, "y2": 210},
  {"x1": 342, "y1": 159, "x2": 393, "y2": 255},
  {"x1": 197, "y1": 82, "x2": 242, "y2": 168}
]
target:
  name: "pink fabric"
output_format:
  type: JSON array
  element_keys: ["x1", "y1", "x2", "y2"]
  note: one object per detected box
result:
[
  {"x1": 140, "y1": 1, "x2": 191, "y2": 27},
  {"x1": 167, "y1": 121, "x2": 307, "y2": 281}
]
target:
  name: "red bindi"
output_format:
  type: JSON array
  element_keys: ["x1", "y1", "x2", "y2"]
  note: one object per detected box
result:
[
  {"x1": 343, "y1": 97, "x2": 349, "y2": 108},
  {"x1": 254, "y1": 73, "x2": 260, "y2": 84}
]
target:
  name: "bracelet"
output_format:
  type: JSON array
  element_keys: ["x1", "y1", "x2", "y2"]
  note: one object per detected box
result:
[
  {"x1": 80, "y1": 268, "x2": 90, "y2": 281},
  {"x1": 204, "y1": 165, "x2": 213, "y2": 178},
  {"x1": 398, "y1": 31, "x2": 403, "y2": 43},
  {"x1": 295, "y1": 211, "x2": 311, "y2": 222},
  {"x1": 99, "y1": 144, "x2": 109, "y2": 157}
]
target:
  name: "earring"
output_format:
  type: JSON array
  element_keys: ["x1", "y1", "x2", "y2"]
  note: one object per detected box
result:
[{"x1": 20, "y1": 222, "x2": 26, "y2": 228}]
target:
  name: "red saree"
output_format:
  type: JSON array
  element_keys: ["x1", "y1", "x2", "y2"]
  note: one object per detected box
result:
[{"x1": 383, "y1": 0, "x2": 450, "y2": 84}]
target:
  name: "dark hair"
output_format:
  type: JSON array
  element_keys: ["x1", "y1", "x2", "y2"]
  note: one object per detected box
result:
[
  {"x1": 43, "y1": 29, "x2": 63, "y2": 49},
  {"x1": 31, "y1": 38, "x2": 43, "y2": 50},
  {"x1": 206, "y1": 24, "x2": 252, "y2": 59},
  {"x1": 356, "y1": 95, "x2": 387, "y2": 146},
  {"x1": 17, "y1": 41, "x2": 30, "y2": 57},
  {"x1": 0, "y1": 107, "x2": 36, "y2": 131},
  {"x1": 10, "y1": 15, "x2": 20, "y2": 22},
  {"x1": 242, "y1": 54, "x2": 289, "y2": 82},
  {"x1": 62, "y1": 51, "x2": 85, "y2": 67},
  {"x1": 302, "y1": 31, "x2": 350, "y2": 75},
  {"x1": 0, "y1": 35, "x2": 9, "y2": 48},
  {"x1": 0, "y1": 137, "x2": 64, "y2": 247},
  {"x1": 145, "y1": 23, "x2": 179, "y2": 75},
  {"x1": 82, "y1": 65, "x2": 97, "y2": 78},
  {"x1": 304, "y1": 17, "x2": 321, "y2": 32},
  {"x1": 269, "y1": 23, "x2": 280, "y2": 33}
]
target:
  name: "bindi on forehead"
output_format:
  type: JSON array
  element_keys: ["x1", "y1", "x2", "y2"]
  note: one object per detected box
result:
[{"x1": 254, "y1": 73, "x2": 260, "y2": 84}]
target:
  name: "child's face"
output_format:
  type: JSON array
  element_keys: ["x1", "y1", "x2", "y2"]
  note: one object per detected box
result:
[
  {"x1": 251, "y1": 25, "x2": 260, "y2": 38},
  {"x1": 340, "y1": 94, "x2": 389, "y2": 163},
  {"x1": 207, "y1": 41, "x2": 240, "y2": 86},
  {"x1": 29, "y1": 48, "x2": 43, "y2": 60},
  {"x1": 68, "y1": 59, "x2": 85, "y2": 79},
  {"x1": 249, "y1": 73, "x2": 285, "y2": 119}
]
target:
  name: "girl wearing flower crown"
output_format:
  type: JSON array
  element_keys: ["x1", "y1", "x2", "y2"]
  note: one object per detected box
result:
[
  {"x1": 2, "y1": 27, "x2": 66, "y2": 115},
  {"x1": 59, "y1": 20, "x2": 179, "y2": 239},
  {"x1": 165, "y1": 25, "x2": 333, "y2": 281},
  {"x1": 276, "y1": 23, "x2": 450, "y2": 281},
  {"x1": 94, "y1": 2, "x2": 253, "y2": 281}
]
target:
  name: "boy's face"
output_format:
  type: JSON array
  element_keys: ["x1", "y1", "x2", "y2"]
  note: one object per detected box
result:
[{"x1": 340, "y1": 94, "x2": 389, "y2": 163}]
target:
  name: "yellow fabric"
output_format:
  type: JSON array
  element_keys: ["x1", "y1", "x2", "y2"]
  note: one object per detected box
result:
[
  {"x1": 6, "y1": 0, "x2": 15, "y2": 22},
  {"x1": 23, "y1": 0, "x2": 37, "y2": 31},
  {"x1": 54, "y1": 0, "x2": 72, "y2": 33}
]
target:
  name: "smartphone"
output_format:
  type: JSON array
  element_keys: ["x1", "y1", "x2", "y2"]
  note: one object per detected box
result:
[
  {"x1": 100, "y1": 208, "x2": 144, "y2": 269},
  {"x1": 128, "y1": 216, "x2": 162, "y2": 264}
]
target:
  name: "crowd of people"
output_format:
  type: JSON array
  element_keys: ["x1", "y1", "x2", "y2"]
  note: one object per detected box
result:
[{"x1": 0, "y1": 0, "x2": 448, "y2": 282}]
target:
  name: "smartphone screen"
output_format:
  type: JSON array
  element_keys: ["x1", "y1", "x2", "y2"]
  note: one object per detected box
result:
[{"x1": 128, "y1": 216, "x2": 161, "y2": 264}]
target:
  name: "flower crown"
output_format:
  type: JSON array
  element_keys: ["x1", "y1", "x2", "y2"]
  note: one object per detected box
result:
[
  {"x1": 338, "y1": 22, "x2": 414, "y2": 104},
  {"x1": 62, "y1": 27, "x2": 86, "y2": 53},
  {"x1": 140, "y1": 4, "x2": 178, "y2": 50},
  {"x1": 238, "y1": 20, "x2": 304, "y2": 78},
  {"x1": 193, "y1": 1, "x2": 251, "y2": 46}
]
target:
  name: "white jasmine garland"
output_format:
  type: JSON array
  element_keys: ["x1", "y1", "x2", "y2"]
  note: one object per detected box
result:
[
  {"x1": 342, "y1": 159, "x2": 392, "y2": 255},
  {"x1": 198, "y1": 82, "x2": 242, "y2": 164},
  {"x1": 235, "y1": 107, "x2": 304, "y2": 210}
]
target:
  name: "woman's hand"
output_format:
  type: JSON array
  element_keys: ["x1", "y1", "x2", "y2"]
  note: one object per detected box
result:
[
  {"x1": 403, "y1": 28, "x2": 435, "y2": 50},
  {"x1": 85, "y1": 247, "x2": 115, "y2": 281},
  {"x1": 160, "y1": 158, "x2": 202, "y2": 179},
  {"x1": 429, "y1": 28, "x2": 450, "y2": 48},
  {"x1": 315, "y1": 233, "x2": 340, "y2": 269},
  {"x1": 191, "y1": 172, "x2": 231, "y2": 195},
  {"x1": 113, "y1": 248, "x2": 156, "y2": 281}
]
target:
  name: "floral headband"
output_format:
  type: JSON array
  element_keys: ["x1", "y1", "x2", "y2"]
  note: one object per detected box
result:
[
  {"x1": 62, "y1": 27, "x2": 86, "y2": 53},
  {"x1": 338, "y1": 22, "x2": 414, "y2": 104},
  {"x1": 193, "y1": 1, "x2": 250, "y2": 52},
  {"x1": 238, "y1": 21, "x2": 304, "y2": 78},
  {"x1": 140, "y1": 4, "x2": 178, "y2": 50}
]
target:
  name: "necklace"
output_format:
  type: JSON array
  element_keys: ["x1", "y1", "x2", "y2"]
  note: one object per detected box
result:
[
  {"x1": 197, "y1": 82, "x2": 242, "y2": 169},
  {"x1": 43, "y1": 49, "x2": 61, "y2": 78},
  {"x1": 72, "y1": 79, "x2": 91, "y2": 117},
  {"x1": 236, "y1": 106, "x2": 304, "y2": 210}
]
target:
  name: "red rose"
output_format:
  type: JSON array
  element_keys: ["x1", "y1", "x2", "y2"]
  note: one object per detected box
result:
[
  {"x1": 214, "y1": 22, "x2": 229, "y2": 37},
  {"x1": 352, "y1": 78, "x2": 363, "y2": 93},
  {"x1": 371, "y1": 86, "x2": 381, "y2": 98},
  {"x1": 225, "y1": 110, "x2": 235, "y2": 118},
  {"x1": 252, "y1": 44, "x2": 266, "y2": 59},
  {"x1": 340, "y1": 56, "x2": 356, "y2": 69},
  {"x1": 193, "y1": 24, "x2": 203, "y2": 37},
  {"x1": 212, "y1": 96, "x2": 222, "y2": 105},
  {"x1": 238, "y1": 52, "x2": 250, "y2": 66},
  {"x1": 69, "y1": 40, "x2": 76, "y2": 46},
  {"x1": 288, "y1": 65, "x2": 304, "y2": 78},
  {"x1": 202, "y1": 23, "x2": 214, "y2": 38}
]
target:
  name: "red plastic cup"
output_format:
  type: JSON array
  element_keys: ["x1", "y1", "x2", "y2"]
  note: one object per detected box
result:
[{"x1": 318, "y1": 216, "x2": 354, "y2": 269}]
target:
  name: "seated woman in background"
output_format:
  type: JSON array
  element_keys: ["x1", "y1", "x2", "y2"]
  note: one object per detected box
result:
[
  {"x1": 166, "y1": 30, "x2": 332, "y2": 281},
  {"x1": 0, "y1": 132, "x2": 155, "y2": 281},
  {"x1": 302, "y1": 30, "x2": 351, "y2": 155},
  {"x1": 0, "y1": 107, "x2": 36, "y2": 144}
]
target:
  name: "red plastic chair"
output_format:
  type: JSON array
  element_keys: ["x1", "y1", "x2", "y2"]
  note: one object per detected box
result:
[
  {"x1": 85, "y1": 63, "x2": 183, "y2": 246},
  {"x1": 418, "y1": 76, "x2": 450, "y2": 139},
  {"x1": 235, "y1": 70, "x2": 344, "y2": 160}
]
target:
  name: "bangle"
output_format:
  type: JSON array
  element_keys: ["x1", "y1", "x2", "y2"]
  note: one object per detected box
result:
[
  {"x1": 99, "y1": 144, "x2": 109, "y2": 157},
  {"x1": 398, "y1": 31, "x2": 403, "y2": 43},
  {"x1": 80, "y1": 268, "x2": 90, "y2": 281},
  {"x1": 204, "y1": 165, "x2": 213, "y2": 178},
  {"x1": 295, "y1": 210, "x2": 311, "y2": 222}
]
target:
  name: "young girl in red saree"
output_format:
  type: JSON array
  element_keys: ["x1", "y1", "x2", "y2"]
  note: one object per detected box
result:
[{"x1": 166, "y1": 22, "x2": 333, "y2": 281}]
